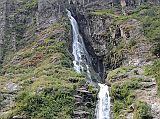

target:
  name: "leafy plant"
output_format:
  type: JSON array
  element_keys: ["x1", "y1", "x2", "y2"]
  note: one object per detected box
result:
[{"x1": 133, "y1": 101, "x2": 152, "y2": 119}]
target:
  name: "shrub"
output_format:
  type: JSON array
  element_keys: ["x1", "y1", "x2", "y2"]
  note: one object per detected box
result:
[
  {"x1": 145, "y1": 59, "x2": 160, "y2": 95},
  {"x1": 16, "y1": 91, "x2": 74, "y2": 119},
  {"x1": 133, "y1": 101, "x2": 152, "y2": 119}
]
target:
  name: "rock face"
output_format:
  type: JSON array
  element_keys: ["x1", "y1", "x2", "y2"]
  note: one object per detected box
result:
[
  {"x1": 0, "y1": 0, "x2": 159, "y2": 64},
  {"x1": 0, "y1": 0, "x2": 6, "y2": 63},
  {"x1": 37, "y1": 0, "x2": 71, "y2": 29},
  {"x1": 0, "y1": 0, "x2": 159, "y2": 119},
  {"x1": 72, "y1": 85, "x2": 97, "y2": 119},
  {"x1": 108, "y1": 67, "x2": 160, "y2": 119},
  {"x1": 69, "y1": 0, "x2": 158, "y2": 79},
  {"x1": 0, "y1": 0, "x2": 63, "y2": 63}
]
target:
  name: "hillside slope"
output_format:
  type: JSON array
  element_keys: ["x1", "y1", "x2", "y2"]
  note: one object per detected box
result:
[{"x1": 0, "y1": 0, "x2": 160, "y2": 119}]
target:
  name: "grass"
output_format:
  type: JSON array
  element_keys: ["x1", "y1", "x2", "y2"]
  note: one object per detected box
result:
[
  {"x1": 109, "y1": 65, "x2": 148, "y2": 118},
  {"x1": 131, "y1": 5, "x2": 160, "y2": 42},
  {"x1": 15, "y1": 90, "x2": 74, "y2": 119},
  {"x1": 145, "y1": 59, "x2": 160, "y2": 95},
  {"x1": 111, "y1": 81, "x2": 136, "y2": 118},
  {"x1": 111, "y1": 77, "x2": 150, "y2": 118},
  {"x1": 90, "y1": 4, "x2": 160, "y2": 58},
  {"x1": 87, "y1": 3, "x2": 159, "y2": 119},
  {"x1": 107, "y1": 66, "x2": 134, "y2": 81},
  {"x1": 133, "y1": 101, "x2": 152, "y2": 119},
  {"x1": 0, "y1": 20, "x2": 91, "y2": 119}
]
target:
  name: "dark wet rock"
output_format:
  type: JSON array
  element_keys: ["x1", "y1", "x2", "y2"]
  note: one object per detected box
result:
[
  {"x1": 68, "y1": 78, "x2": 79, "y2": 83},
  {"x1": 141, "y1": 82, "x2": 157, "y2": 89},
  {"x1": 74, "y1": 95, "x2": 83, "y2": 102},
  {"x1": 73, "y1": 111, "x2": 90, "y2": 117},
  {"x1": 85, "y1": 102, "x2": 93, "y2": 108},
  {"x1": 105, "y1": 80, "x2": 111, "y2": 87},
  {"x1": 110, "y1": 74, "x2": 128, "y2": 82},
  {"x1": 74, "y1": 102, "x2": 83, "y2": 107},
  {"x1": 0, "y1": 0, "x2": 159, "y2": 118},
  {"x1": 77, "y1": 89, "x2": 91, "y2": 94},
  {"x1": 73, "y1": 85, "x2": 97, "y2": 118},
  {"x1": 129, "y1": 103, "x2": 135, "y2": 112},
  {"x1": 74, "y1": 95, "x2": 83, "y2": 99}
]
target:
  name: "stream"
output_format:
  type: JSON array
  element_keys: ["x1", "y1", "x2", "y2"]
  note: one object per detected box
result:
[{"x1": 67, "y1": 10, "x2": 110, "y2": 119}]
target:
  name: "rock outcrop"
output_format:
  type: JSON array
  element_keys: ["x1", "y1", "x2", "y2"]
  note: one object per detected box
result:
[
  {"x1": 0, "y1": 0, "x2": 7, "y2": 63},
  {"x1": 0, "y1": 0, "x2": 159, "y2": 118},
  {"x1": 69, "y1": 0, "x2": 159, "y2": 79}
]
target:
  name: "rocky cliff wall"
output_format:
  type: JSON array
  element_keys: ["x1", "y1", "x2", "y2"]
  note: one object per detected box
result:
[
  {"x1": 0, "y1": 0, "x2": 7, "y2": 63},
  {"x1": 1, "y1": 0, "x2": 160, "y2": 64},
  {"x1": 68, "y1": 0, "x2": 159, "y2": 79},
  {"x1": 0, "y1": 0, "x2": 159, "y2": 118}
]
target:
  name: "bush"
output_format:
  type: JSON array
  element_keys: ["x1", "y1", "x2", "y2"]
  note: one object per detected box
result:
[
  {"x1": 133, "y1": 101, "x2": 152, "y2": 119},
  {"x1": 111, "y1": 77, "x2": 143, "y2": 118},
  {"x1": 16, "y1": 90, "x2": 74, "y2": 119},
  {"x1": 152, "y1": 43, "x2": 160, "y2": 57},
  {"x1": 145, "y1": 59, "x2": 160, "y2": 95}
]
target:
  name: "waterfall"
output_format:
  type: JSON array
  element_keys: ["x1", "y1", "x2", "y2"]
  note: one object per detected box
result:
[
  {"x1": 66, "y1": 9, "x2": 92, "y2": 81},
  {"x1": 96, "y1": 83, "x2": 110, "y2": 119},
  {"x1": 67, "y1": 10, "x2": 110, "y2": 119}
]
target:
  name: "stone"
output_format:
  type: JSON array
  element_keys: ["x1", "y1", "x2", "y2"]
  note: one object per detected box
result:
[
  {"x1": 85, "y1": 102, "x2": 93, "y2": 108},
  {"x1": 6, "y1": 82, "x2": 21, "y2": 93},
  {"x1": 77, "y1": 89, "x2": 90, "y2": 94},
  {"x1": 12, "y1": 115, "x2": 25, "y2": 119},
  {"x1": 141, "y1": 82, "x2": 156, "y2": 89},
  {"x1": 73, "y1": 111, "x2": 90, "y2": 116},
  {"x1": 105, "y1": 80, "x2": 111, "y2": 87},
  {"x1": 129, "y1": 103, "x2": 135, "y2": 112}
]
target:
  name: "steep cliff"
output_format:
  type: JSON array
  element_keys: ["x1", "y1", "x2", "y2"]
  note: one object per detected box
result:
[
  {"x1": 71, "y1": 2, "x2": 160, "y2": 118},
  {"x1": 0, "y1": 0, "x2": 160, "y2": 119},
  {"x1": 0, "y1": 0, "x2": 95, "y2": 119}
]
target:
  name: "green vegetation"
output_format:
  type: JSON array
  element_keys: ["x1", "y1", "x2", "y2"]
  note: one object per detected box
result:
[
  {"x1": 90, "y1": 4, "x2": 160, "y2": 58},
  {"x1": 90, "y1": 9, "x2": 115, "y2": 16},
  {"x1": 111, "y1": 77, "x2": 151, "y2": 119},
  {"x1": 108, "y1": 65, "x2": 154, "y2": 119},
  {"x1": 145, "y1": 59, "x2": 160, "y2": 95},
  {"x1": 1, "y1": 1, "x2": 159, "y2": 119},
  {"x1": 92, "y1": 5, "x2": 160, "y2": 41},
  {"x1": 135, "y1": 5, "x2": 160, "y2": 42},
  {"x1": 107, "y1": 66, "x2": 133, "y2": 81},
  {"x1": 4, "y1": 0, "x2": 38, "y2": 54},
  {"x1": 0, "y1": 20, "x2": 90, "y2": 119},
  {"x1": 0, "y1": 0, "x2": 98, "y2": 115},
  {"x1": 15, "y1": 91, "x2": 74, "y2": 119},
  {"x1": 111, "y1": 78, "x2": 140, "y2": 118},
  {"x1": 133, "y1": 101, "x2": 152, "y2": 119}
]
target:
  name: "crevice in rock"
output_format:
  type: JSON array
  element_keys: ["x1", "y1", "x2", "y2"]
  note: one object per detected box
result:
[{"x1": 68, "y1": 8, "x2": 105, "y2": 82}]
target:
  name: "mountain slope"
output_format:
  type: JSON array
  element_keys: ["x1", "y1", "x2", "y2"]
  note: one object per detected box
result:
[{"x1": 0, "y1": 0, "x2": 160, "y2": 119}]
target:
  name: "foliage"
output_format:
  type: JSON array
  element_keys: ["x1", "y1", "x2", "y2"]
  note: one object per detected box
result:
[
  {"x1": 90, "y1": 9, "x2": 115, "y2": 16},
  {"x1": 135, "y1": 5, "x2": 160, "y2": 42},
  {"x1": 152, "y1": 43, "x2": 160, "y2": 57},
  {"x1": 111, "y1": 73, "x2": 143, "y2": 118},
  {"x1": 90, "y1": 5, "x2": 160, "y2": 57},
  {"x1": 107, "y1": 66, "x2": 133, "y2": 81},
  {"x1": 0, "y1": 20, "x2": 88, "y2": 119},
  {"x1": 15, "y1": 90, "x2": 74, "y2": 119},
  {"x1": 145, "y1": 59, "x2": 160, "y2": 95},
  {"x1": 133, "y1": 101, "x2": 152, "y2": 119}
]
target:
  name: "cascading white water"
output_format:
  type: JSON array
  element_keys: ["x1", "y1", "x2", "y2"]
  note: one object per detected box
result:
[
  {"x1": 96, "y1": 83, "x2": 110, "y2": 119},
  {"x1": 67, "y1": 10, "x2": 110, "y2": 119},
  {"x1": 66, "y1": 10, "x2": 92, "y2": 81}
]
